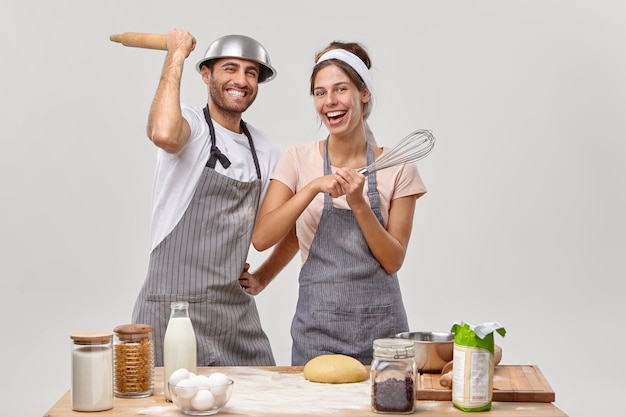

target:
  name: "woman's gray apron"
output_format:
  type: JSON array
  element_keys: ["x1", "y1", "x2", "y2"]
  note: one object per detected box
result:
[
  {"x1": 290, "y1": 139, "x2": 409, "y2": 366},
  {"x1": 132, "y1": 106, "x2": 275, "y2": 366}
]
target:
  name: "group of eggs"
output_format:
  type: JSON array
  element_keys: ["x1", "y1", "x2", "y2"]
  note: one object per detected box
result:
[{"x1": 168, "y1": 367, "x2": 232, "y2": 412}]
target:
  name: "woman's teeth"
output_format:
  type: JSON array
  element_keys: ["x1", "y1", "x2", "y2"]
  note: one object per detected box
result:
[{"x1": 327, "y1": 111, "x2": 344, "y2": 118}]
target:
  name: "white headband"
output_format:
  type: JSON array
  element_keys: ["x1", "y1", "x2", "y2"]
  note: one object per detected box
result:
[{"x1": 316, "y1": 49, "x2": 374, "y2": 96}]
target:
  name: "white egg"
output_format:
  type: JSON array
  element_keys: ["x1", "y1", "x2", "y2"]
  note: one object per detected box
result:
[
  {"x1": 168, "y1": 368, "x2": 190, "y2": 386},
  {"x1": 207, "y1": 372, "x2": 230, "y2": 395},
  {"x1": 191, "y1": 389, "x2": 215, "y2": 411},
  {"x1": 175, "y1": 378, "x2": 198, "y2": 399},
  {"x1": 194, "y1": 374, "x2": 211, "y2": 390}
]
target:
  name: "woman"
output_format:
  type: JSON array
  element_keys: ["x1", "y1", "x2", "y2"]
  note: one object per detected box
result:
[{"x1": 251, "y1": 41, "x2": 427, "y2": 365}]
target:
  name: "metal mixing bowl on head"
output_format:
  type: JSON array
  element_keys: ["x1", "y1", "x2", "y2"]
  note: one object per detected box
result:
[
  {"x1": 195, "y1": 34, "x2": 276, "y2": 83},
  {"x1": 395, "y1": 331, "x2": 454, "y2": 373}
]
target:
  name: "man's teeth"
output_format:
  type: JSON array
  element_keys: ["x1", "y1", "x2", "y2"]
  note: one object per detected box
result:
[{"x1": 229, "y1": 90, "x2": 245, "y2": 97}]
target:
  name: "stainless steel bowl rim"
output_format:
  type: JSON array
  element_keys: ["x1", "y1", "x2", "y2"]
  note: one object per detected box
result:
[
  {"x1": 395, "y1": 331, "x2": 455, "y2": 343},
  {"x1": 195, "y1": 34, "x2": 276, "y2": 83}
]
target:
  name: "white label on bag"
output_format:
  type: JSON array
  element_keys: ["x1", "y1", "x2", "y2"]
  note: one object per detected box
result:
[{"x1": 452, "y1": 344, "x2": 493, "y2": 409}]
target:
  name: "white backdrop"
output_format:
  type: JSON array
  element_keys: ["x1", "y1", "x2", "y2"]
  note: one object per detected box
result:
[{"x1": 1, "y1": 1, "x2": 624, "y2": 416}]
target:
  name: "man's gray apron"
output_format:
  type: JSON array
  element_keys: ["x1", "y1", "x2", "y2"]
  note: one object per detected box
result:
[
  {"x1": 290, "y1": 138, "x2": 409, "y2": 366},
  {"x1": 132, "y1": 106, "x2": 275, "y2": 366}
]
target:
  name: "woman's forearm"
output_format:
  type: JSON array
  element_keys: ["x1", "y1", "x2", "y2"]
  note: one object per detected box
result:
[
  {"x1": 252, "y1": 182, "x2": 319, "y2": 251},
  {"x1": 352, "y1": 196, "x2": 415, "y2": 274}
]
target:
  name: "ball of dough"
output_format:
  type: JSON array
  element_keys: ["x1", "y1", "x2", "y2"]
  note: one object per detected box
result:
[{"x1": 303, "y1": 354, "x2": 368, "y2": 383}]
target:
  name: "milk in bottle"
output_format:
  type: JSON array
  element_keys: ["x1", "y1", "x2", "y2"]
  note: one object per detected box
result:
[{"x1": 163, "y1": 301, "x2": 197, "y2": 401}]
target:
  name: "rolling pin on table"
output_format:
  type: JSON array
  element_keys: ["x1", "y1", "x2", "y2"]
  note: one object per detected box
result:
[{"x1": 43, "y1": 366, "x2": 568, "y2": 417}]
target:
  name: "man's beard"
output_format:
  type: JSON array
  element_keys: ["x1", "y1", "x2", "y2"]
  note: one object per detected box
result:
[{"x1": 209, "y1": 78, "x2": 256, "y2": 115}]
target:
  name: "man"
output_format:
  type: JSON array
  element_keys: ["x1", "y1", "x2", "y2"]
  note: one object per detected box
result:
[{"x1": 132, "y1": 29, "x2": 297, "y2": 366}]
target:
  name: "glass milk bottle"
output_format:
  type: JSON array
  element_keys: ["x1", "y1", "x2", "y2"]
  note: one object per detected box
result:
[
  {"x1": 163, "y1": 301, "x2": 197, "y2": 401},
  {"x1": 70, "y1": 332, "x2": 114, "y2": 412}
]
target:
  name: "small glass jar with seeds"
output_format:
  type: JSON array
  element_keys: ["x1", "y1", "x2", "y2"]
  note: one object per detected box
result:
[{"x1": 113, "y1": 323, "x2": 154, "y2": 398}]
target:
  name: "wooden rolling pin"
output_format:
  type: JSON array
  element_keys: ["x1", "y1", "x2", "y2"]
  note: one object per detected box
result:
[
  {"x1": 439, "y1": 345, "x2": 502, "y2": 388},
  {"x1": 109, "y1": 32, "x2": 167, "y2": 50}
]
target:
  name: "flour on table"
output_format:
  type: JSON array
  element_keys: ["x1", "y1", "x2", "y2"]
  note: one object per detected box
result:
[{"x1": 225, "y1": 368, "x2": 370, "y2": 414}]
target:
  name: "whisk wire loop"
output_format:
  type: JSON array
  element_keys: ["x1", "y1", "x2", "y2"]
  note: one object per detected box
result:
[{"x1": 358, "y1": 129, "x2": 435, "y2": 176}]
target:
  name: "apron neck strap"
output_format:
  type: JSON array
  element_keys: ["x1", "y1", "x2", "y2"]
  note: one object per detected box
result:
[{"x1": 203, "y1": 105, "x2": 262, "y2": 180}]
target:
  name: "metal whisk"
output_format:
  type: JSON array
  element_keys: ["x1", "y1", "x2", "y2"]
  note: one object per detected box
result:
[{"x1": 358, "y1": 129, "x2": 435, "y2": 176}]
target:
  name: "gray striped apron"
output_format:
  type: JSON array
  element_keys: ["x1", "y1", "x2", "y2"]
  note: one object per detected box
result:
[
  {"x1": 290, "y1": 139, "x2": 409, "y2": 366},
  {"x1": 132, "y1": 108, "x2": 275, "y2": 366}
]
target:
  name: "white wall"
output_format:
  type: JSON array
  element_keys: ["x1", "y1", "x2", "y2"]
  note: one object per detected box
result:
[{"x1": 1, "y1": 1, "x2": 624, "y2": 416}]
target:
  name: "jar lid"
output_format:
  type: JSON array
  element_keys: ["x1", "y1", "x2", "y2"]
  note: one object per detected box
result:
[
  {"x1": 114, "y1": 323, "x2": 153, "y2": 335},
  {"x1": 70, "y1": 332, "x2": 113, "y2": 345},
  {"x1": 373, "y1": 338, "x2": 415, "y2": 358}
]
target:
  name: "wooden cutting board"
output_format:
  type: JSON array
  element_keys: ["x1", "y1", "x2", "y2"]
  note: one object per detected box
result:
[{"x1": 417, "y1": 365, "x2": 556, "y2": 402}]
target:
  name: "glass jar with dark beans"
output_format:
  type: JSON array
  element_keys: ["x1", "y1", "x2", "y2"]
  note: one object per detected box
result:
[{"x1": 370, "y1": 338, "x2": 416, "y2": 414}]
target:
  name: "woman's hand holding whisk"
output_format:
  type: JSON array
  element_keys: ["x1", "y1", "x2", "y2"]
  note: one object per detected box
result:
[
  {"x1": 333, "y1": 168, "x2": 367, "y2": 209},
  {"x1": 312, "y1": 174, "x2": 345, "y2": 198}
]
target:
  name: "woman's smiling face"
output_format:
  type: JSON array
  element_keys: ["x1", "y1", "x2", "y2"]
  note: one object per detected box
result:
[{"x1": 313, "y1": 64, "x2": 370, "y2": 136}]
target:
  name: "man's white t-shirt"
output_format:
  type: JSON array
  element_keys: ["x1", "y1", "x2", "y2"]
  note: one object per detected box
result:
[{"x1": 149, "y1": 103, "x2": 282, "y2": 251}]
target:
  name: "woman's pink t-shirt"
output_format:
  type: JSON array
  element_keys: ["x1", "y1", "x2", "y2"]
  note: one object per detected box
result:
[{"x1": 270, "y1": 141, "x2": 427, "y2": 264}]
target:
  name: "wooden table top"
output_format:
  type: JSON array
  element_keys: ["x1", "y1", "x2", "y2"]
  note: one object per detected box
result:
[{"x1": 43, "y1": 366, "x2": 568, "y2": 417}]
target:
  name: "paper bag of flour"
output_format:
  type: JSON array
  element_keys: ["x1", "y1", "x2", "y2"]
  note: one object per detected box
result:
[{"x1": 450, "y1": 321, "x2": 506, "y2": 412}]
